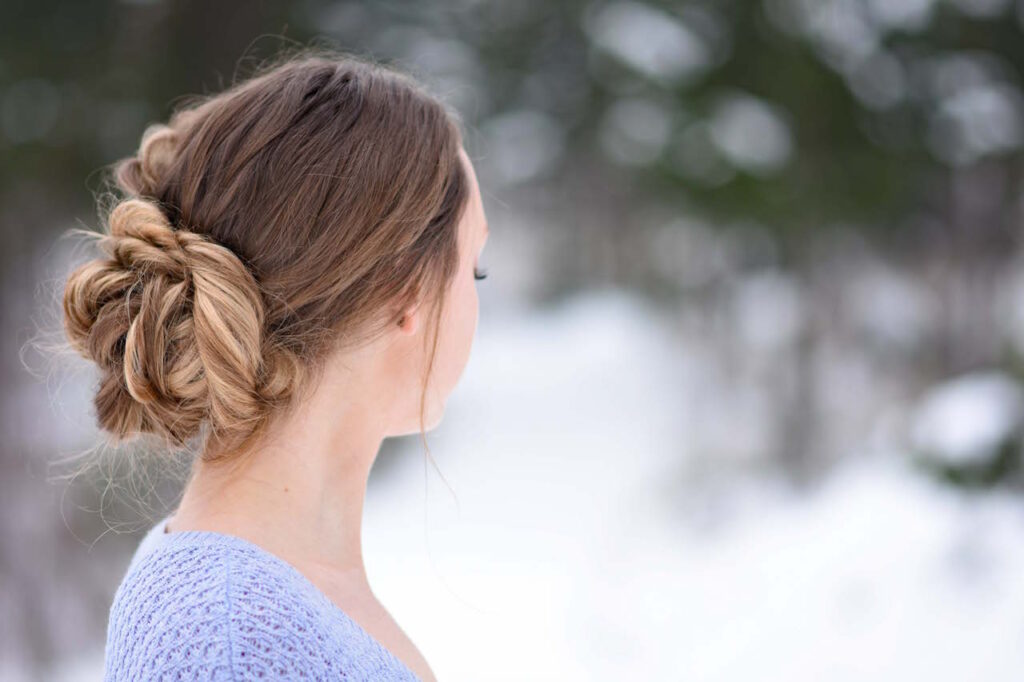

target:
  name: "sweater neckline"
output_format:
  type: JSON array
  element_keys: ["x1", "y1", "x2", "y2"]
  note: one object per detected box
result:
[{"x1": 153, "y1": 514, "x2": 421, "y2": 681}]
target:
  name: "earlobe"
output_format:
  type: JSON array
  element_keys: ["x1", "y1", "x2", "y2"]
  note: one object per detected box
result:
[{"x1": 396, "y1": 305, "x2": 418, "y2": 334}]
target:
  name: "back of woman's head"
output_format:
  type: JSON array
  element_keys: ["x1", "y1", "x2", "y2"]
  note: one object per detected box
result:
[{"x1": 61, "y1": 50, "x2": 470, "y2": 461}]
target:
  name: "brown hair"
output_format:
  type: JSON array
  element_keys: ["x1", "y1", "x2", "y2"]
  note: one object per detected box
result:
[{"x1": 61, "y1": 49, "x2": 470, "y2": 463}]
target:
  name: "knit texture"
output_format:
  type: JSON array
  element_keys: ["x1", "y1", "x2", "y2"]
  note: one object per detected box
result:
[{"x1": 104, "y1": 515, "x2": 421, "y2": 680}]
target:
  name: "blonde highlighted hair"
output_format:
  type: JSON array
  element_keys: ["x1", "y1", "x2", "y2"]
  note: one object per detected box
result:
[{"x1": 61, "y1": 49, "x2": 470, "y2": 462}]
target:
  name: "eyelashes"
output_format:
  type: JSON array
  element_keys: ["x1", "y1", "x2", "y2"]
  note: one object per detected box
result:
[{"x1": 473, "y1": 267, "x2": 488, "y2": 281}]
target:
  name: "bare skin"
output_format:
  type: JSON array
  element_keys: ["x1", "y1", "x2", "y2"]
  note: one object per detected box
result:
[{"x1": 165, "y1": 146, "x2": 489, "y2": 682}]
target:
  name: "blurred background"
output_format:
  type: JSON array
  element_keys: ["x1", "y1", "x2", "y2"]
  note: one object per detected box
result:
[{"x1": 5, "y1": 0, "x2": 1024, "y2": 679}]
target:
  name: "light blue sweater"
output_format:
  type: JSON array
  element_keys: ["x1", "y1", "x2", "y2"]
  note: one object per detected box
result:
[{"x1": 104, "y1": 514, "x2": 421, "y2": 680}]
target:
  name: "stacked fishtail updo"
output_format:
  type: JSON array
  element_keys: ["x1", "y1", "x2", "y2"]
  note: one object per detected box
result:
[
  {"x1": 61, "y1": 50, "x2": 471, "y2": 462},
  {"x1": 62, "y1": 197, "x2": 296, "y2": 453}
]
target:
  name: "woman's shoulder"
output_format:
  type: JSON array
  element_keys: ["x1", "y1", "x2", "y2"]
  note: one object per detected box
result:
[
  {"x1": 103, "y1": 522, "x2": 420, "y2": 681},
  {"x1": 104, "y1": 529, "x2": 319, "y2": 680},
  {"x1": 109, "y1": 524, "x2": 316, "y2": 621}
]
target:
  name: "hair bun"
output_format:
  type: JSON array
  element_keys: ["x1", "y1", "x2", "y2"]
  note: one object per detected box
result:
[{"x1": 62, "y1": 197, "x2": 278, "y2": 452}]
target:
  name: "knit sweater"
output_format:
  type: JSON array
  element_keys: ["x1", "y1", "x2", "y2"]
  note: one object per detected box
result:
[{"x1": 103, "y1": 514, "x2": 422, "y2": 680}]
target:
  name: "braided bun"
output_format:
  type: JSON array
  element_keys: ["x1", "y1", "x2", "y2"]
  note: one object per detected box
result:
[{"x1": 62, "y1": 197, "x2": 297, "y2": 454}]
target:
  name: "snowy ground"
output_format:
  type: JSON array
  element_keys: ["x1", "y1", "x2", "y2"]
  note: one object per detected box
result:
[
  {"x1": 361, "y1": 290, "x2": 1024, "y2": 681},
  {"x1": 45, "y1": 288, "x2": 1024, "y2": 681}
]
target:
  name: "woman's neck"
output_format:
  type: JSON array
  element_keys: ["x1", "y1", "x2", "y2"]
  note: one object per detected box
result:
[{"x1": 170, "y1": 387, "x2": 391, "y2": 591}]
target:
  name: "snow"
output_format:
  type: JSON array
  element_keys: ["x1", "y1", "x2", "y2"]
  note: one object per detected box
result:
[
  {"x1": 909, "y1": 370, "x2": 1024, "y2": 467},
  {"x1": 355, "y1": 290, "x2": 1024, "y2": 681}
]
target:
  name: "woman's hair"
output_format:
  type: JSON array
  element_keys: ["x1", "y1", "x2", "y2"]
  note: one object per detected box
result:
[{"x1": 61, "y1": 49, "x2": 470, "y2": 463}]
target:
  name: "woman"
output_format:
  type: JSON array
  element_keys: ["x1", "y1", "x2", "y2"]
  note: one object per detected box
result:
[{"x1": 61, "y1": 50, "x2": 489, "y2": 681}]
